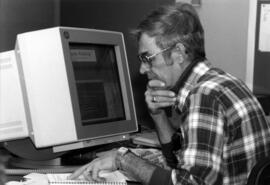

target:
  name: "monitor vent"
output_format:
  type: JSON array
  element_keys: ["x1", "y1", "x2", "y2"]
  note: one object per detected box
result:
[
  {"x1": 0, "y1": 121, "x2": 24, "y2": 135},
  {"x1": 0, "y1": 56, "x2": 12, "y2": 70}
]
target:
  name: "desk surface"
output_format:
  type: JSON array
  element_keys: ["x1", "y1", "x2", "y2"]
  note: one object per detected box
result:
[{"x1": 3, "y1": 130, "x2": 159, "y2": 185}]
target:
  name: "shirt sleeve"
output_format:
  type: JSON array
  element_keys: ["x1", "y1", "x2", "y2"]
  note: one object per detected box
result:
[
  {"x1": 172, "y1": 92, "x2": 225, "y2": 185},
  {"x1": 149, "y1": 166, "x2": 173, "y2": 185},
  {"x1": 161, "y1": 130, "x2": 183, "y2": 168}
]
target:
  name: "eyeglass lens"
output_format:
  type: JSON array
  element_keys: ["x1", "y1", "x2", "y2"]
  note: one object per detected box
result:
[{"x1": 138, "y1": 53, "x2": 152, "y2": 65}]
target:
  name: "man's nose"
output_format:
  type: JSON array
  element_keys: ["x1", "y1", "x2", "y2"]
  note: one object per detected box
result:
[{"x1": 139, "y1": 62, "x2": 150, "y2": 74}]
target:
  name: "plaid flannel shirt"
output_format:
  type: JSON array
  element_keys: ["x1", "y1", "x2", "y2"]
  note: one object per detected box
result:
[{"x1": 166, "y1": 61, "x2": 270, "y2": 185}]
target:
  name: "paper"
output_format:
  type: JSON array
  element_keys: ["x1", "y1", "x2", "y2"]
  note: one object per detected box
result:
[
  {"x1": 259, "y1": 4, "x2": 270, "y2": 52},
  {"x1": 45, "y1": 171, "x2": 128, "y2": 183},
  {"x1": 6, "y1": 171, "x2": 130, "y2": 185}
]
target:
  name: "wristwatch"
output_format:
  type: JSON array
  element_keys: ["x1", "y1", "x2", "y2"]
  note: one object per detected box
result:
[
  {"x1": 116, "y1": 147, "x2": 130, "y2": 170},
  {"x1": 117, "y1": 147, "x2": 130, "y2": 156}
]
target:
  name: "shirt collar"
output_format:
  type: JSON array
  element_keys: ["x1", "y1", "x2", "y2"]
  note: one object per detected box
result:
[{"x1": 176, "y1": 61, "x2": 212, "y2": 111}]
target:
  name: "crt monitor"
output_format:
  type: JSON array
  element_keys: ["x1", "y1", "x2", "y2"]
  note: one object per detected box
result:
[{"x1": 0, "y1": 27, "x2": 138, "y2": 161}]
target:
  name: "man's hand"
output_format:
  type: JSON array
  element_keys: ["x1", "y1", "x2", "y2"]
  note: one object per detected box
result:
[
  {"x1": 145, "y1": 79, "x2": 177, "y2": 114},
  {"x1": 68, "y1": 150, "x2": 118, "y2": 182}
]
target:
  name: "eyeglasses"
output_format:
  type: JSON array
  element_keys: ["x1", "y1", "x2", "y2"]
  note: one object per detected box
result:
[{"x1": 137, "y1": 47, "x2": 172, "y2": 67}]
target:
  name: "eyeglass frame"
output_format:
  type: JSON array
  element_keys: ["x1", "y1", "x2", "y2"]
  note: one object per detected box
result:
[{"x1": 137, "y1": 46, "x2": 174, "y2": 67}]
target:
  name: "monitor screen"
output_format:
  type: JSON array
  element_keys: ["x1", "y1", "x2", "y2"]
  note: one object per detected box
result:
[
  {"x1": 0, "y1": 27, "x2": 138, "y2": 160},
  {"x1": 69, "y1": 43, "x2": 125, "y2": 125}
]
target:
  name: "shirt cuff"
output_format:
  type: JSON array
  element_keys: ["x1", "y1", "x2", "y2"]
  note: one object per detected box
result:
[
  {"x1": 161, "y1": 141, "x2": 178, "y2": 168},
  {"x1": 149, "y1": 166, "x2": 173, "y2": 185}
]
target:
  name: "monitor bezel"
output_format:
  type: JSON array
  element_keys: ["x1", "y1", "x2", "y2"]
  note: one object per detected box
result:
[{"x1": 59, "y1": 27, "x2": 138, "y2": 141}]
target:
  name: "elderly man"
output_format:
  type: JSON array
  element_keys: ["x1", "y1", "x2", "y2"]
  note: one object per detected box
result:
[{"x1": 70, "y1": 3, "x2": 270, "y2": 185}]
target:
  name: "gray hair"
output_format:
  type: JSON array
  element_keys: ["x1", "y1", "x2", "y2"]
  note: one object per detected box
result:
[{"x1": 132, "y1": 3, "x2": 206, "y2": 62}]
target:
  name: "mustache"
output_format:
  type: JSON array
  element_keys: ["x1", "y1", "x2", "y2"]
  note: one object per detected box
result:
[{"x1": 147, "y1": 72, "x2": 157, "y2": 80}]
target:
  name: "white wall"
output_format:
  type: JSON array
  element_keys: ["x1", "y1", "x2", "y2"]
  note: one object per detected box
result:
[{"x1": 176, "y1": 0, "x2": 250, "y2": 82}]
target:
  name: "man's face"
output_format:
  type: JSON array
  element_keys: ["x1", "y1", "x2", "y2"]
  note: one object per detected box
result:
[{"x1": 138, "y1": 33, "x2": 182, "y2": 89}]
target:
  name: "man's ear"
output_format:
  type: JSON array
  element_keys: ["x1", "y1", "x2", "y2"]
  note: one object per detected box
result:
[
  {"x1": 175, "y1": 43, "x2": 186, "y2": 56},
  {"x1": 171, "y1": 43, "x2": 186, "y2": 64}
]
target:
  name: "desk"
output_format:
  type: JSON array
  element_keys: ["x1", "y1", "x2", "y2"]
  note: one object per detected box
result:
[{"x1": 4, "y1": 134, "x2": 157, "y2": 185}]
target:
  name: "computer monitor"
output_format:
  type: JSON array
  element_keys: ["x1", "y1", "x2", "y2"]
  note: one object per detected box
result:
[{"x1": 0, "y1": 27, "x2": 138, "y2": 161}]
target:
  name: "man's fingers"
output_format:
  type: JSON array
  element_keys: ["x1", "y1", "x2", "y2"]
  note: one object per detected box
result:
[
  {"x1": 82, "y1": 170, "x2": 94, "y2": 182},
  {"x1": 148, "y1": 80, "x2": 165, "y2": 87},
  {"x1": 147, "y1": 80, "x2": 166, "y2": 90},
  {"x1": 152, "y1": 96, "x2": 177, "y2": 103},
  {"x1": 68, "y1": 166, "x2": 87, "y2": 179},
  {"x1": 153, "y1": 101, "x2": 176, "y2": 108},
  {"x1": 145, "y1": 88, "x2": 176, "y2": 99},
  {"x1": 145, "y1": 91, "x2": 176, "y2": 103},
  {"x1": 92, "y1": 167, "x2": 104, "y2": 182},
  {"x1": 68, "y1": 163, "x2": 91, "y2": 180},
  {"x1": 151, "y1": 90, "x2": 176, "y2": 97}
]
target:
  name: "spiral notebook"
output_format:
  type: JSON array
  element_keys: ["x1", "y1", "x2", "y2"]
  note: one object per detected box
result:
[
  {"x1": 45, "y1": 172, "x2": 128, "y2": 185},
  {"x1": 6, "y1": 180, "x2": 127, "y2": 185},
  {"x1": 6, "y1": 171, "x2": 129, "y2": 185},
  {"x1": 48, "y1": 180, "x2": 127, "y2": 185}
]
